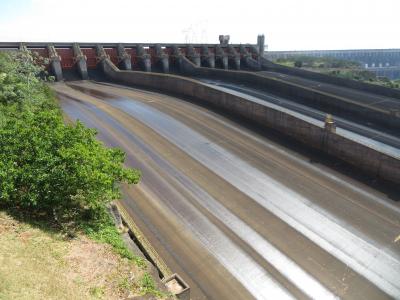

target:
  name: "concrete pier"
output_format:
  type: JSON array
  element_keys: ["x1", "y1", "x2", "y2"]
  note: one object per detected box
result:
[
  {"x1": 186, "y1": 45, "x2": 201, "y2": 67},
  {"x1": 239, "y1": 45, "x2": 261, "y2": 70},
  {"x1": 215, "y1": 45, "x2": 229, "y2": 69},
  {"x1": 170, "y1": 45, "x2": 184, "y2": 72},
  {"x1": 47, "y1": 45, "x2": 63, "y2": 81},
  {"x1": 154, "y1": 44, "x2": 169, "y2": 73},
  {"x1": 200, "y1": 45, "x2": 215, "y2": 68},
  {"x1": 227, "y1": 45, "x2": 240, "y2": 70},
  {"x1": 117, "y1": 44, "x2": 132, "y2": 70},
  {"x1": 136, "y1": 45, "x2": 151, "y2": 72},
  {"x1": 257, "y1": 34, "x2": 265, "y2": 59},
  {"x1": 19, "y1": 43, "x2": 28, "y2": 52},
  {"x1": 73, "y1": 43, "x2": 88, "y2": 79},
  {"x1": 95, "y1": 44, "x2": 109, "y2": 73}
]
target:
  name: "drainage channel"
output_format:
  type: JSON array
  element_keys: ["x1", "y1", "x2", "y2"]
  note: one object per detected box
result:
[{"x1": 113, "y1": 202, "x2": 190, "y2": 300}]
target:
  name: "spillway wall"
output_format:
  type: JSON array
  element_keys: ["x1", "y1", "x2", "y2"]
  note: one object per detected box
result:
[
  {"x1": 261, "y1": 57, "x2": 400, "y2": 100},
  {"x1": 102, "y1": 58, "x2": 400, "y2": 185},
  {"x1": 180, "y1": 58, "x2": 400, "y2": 130}
]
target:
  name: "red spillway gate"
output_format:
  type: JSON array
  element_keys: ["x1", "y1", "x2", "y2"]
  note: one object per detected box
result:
[{"x1": 57, "y1": 48, "x2": 74, "y2": 69}]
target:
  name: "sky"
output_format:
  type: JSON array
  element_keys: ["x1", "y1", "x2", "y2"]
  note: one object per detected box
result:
[{"x1": 0, "y1": 0, "x2": 399, "y2": 51}]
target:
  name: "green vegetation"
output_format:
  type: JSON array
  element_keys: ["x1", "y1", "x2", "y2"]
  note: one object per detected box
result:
[
  {"x1": 0, "y1": 50, "x2": 140, "y2": 226},
  {"x1": 274, "y1": 56, "x2": 400, "y2": 89},
  {"x1": 0, "y1": 50, "x2": 169, "y2": 299},
  {"x1": 89, "y1": 286, "x2": 105, "y2": 298},
  {"x1": 327, "y1": 69, "x2": 400, "y2": 89},
  {"x1": 140, "y1": 273, "x2": 167, "y2": 297},
  {"x1": 82, "y1": 218, "x2": 146, "y2": 266},
  {"x1": 276, "y1": 55, "x2": 360, "y2": 69}
]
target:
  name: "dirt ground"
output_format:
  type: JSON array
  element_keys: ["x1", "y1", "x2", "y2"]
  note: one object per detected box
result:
[{"x1": 0, "y1": 211, "x2": 165, "y2": 300}]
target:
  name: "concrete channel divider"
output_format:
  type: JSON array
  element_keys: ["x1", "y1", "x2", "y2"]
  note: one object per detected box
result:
[
  {"x1": 47, "y1": 45, "x2": 63, "y2": 81},
  {"x1": 73, "y1": 43, "x2": 89, "y2": 80},
  {"x1": 100, "y1": 58, "x2": 400, "y2": 185},
  {"x1": 261, "y1": 56, "x2": 400, "y2": 100},
  {"x1": 179, "y1": 57, "x2": 400, "y2": 129}
]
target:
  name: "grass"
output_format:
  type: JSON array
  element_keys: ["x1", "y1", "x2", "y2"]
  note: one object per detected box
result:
[
  {"x1": 139, "y1": 273, "x2": 171, "y2": 298},
  {"x1": 0, "y1": 211, "x2": 169, "y2": 300},
  {"x1": 89, "y1": 286, "x2": 105, "y2": 298},
  {"x1": 81, "y1": 216, "x2": 146, "y2": 268}
]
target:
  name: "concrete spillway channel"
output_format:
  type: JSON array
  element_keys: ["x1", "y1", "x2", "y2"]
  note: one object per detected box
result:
[
  {"x1": 97, "y1": 58, "x2": 400, "y2": 184},
  {"x1": 52, "y1": 66, "x2": 400, "y2": 299},
  {"x1": 260, "y1": 56, "x2": 400, "y2": 100},
  {"x1": 9, "y1": 40, "x2": 399, "y2": 298},
  {"x1": 197, "y1": 78, "x2": 400, "y2": 149},
  {"x1": 176, "y1": 60, "x2": 400, "y2": 135}
]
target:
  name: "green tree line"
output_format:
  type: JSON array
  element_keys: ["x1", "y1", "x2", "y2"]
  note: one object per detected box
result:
[{"x1": 275, "y1": 56, "x2": 400, "y2": 89}]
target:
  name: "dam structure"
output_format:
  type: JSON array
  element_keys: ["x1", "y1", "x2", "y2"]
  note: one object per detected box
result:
[{"x1": 2, "y1": 35, "x2": 400, "y2": 299}]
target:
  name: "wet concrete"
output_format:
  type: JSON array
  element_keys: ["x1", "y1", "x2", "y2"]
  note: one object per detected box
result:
[{"x1": 53, "y1": 81, "x2": 400, "y2": 300}]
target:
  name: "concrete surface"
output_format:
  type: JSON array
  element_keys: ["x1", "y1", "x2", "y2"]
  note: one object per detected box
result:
[
  {"x1": 261, "y1": 57, "x2": 400, "y2": 99},
  {"x1": 53, "y1": 81, "x2": 400, "y2": 299},
  {"x1": 47, "y1": 45, "x2": 63, "y2": 81},
  {"x1": 73, "y1": 43, "x2": 88, "y2": 79},
  {"x1": 179, "y1": 62, "x2": 400, "y2": 130},
  {"x1": 99, "y1": 59, "x2": 400, "y2": 184}
]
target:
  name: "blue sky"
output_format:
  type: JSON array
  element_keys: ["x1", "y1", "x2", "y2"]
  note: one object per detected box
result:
[
  {"x1": 0, "y1": 0, "x2": 31, "y2": 21},
  {"x1": 0, "y1": 0, "x2": 399, "y2": 51}
]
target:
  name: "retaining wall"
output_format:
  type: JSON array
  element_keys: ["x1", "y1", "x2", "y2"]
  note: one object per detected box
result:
[
  {"x1": 261, "y1": 57, "x2": 400, "y2": 100},
  {"x1": 179, "y1": 57, "x2": 400, "y2": 129},
  {"x1": 101, "y1": 58, "x2": 400, "y2": 184}
]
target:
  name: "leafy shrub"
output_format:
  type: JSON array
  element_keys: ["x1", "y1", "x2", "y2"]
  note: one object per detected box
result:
[
  {"x1": 0, "y1": 51, "x2": 140, "y2": 225},
  {"x1": 294, "y1": 60, "x2": 303, "y2": 68}
]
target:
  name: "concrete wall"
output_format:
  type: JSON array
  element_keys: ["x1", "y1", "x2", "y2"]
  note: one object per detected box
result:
[
  {"x1": 179, "y1": 58, "x2": 400, "y2": 129},
  {"x1": 261, "y1": 57, "x2": 400, "y2": 99},
  {"x1": 101, "y1": 58, "x2": 400, "y2": 184}
]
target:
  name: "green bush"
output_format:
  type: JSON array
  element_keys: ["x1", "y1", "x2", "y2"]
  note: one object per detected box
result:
[
  {"x1": 294, "y1": 60, "x2": 303, "y2": 68},
  {"x1": 0, "y1": 51, "x2": 140, "y2": 224}
]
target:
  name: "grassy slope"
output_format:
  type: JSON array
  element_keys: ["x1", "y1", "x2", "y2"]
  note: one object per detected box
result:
[{"x1": 0, "y1": 211, "x2": 168, "y2": 300}]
